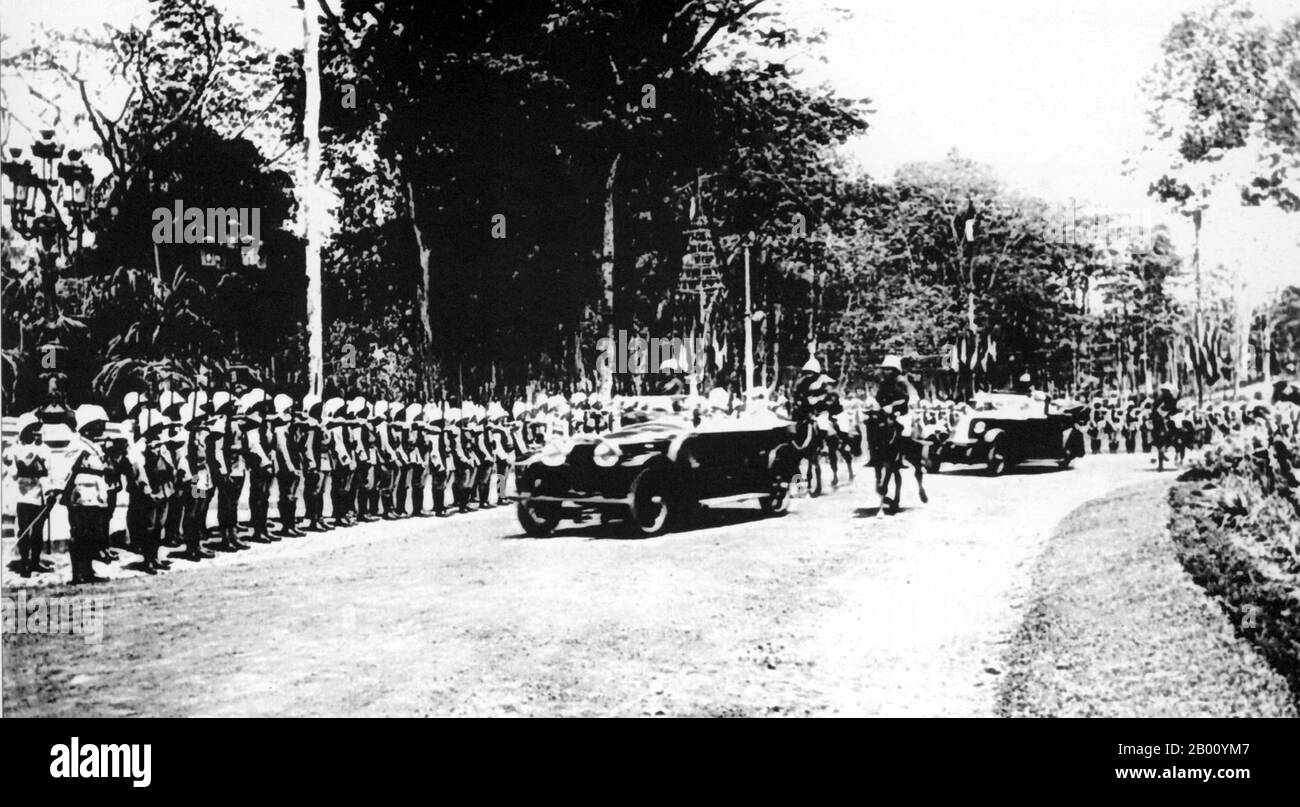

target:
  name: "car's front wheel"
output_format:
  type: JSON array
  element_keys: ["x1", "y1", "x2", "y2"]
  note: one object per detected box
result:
[
  {"x1": 760, "y1": 472, "x2": 798, "y2": 516},
  {"x1": 516, "y1": 500, "x2": 560, "y2": 537},
  {"x1": 987, "y1": 440, "x2": 1010, "y2": 476},
  {"x1": 630, "y1": 471, "x2": 674, "y2": 536}
]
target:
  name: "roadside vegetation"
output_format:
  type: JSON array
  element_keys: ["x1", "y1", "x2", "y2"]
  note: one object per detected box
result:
[{"x1": 1167, "y1": 423, "x2": 1300, "y2": 703}]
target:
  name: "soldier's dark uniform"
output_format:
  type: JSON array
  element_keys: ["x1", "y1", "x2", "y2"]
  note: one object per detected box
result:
[
  {"x1": 271, "y1": 394, "x2": 304, "y2": 537},
  {"x1": 240, "y1": 392, "x2": 276, "y2": 543},
  {"x1": 301, "y1": 395, "x2": 331, "y2": 531},
  {"x1": 451, "y1": 410, "x2": 477, "y2": 513},
  {"x1": 326, "y1": 398, "x2": 354, "y2": 527},
  {"x1": 403, "y1": 404, "x2": 426, "y2": 516},
  {"x1": 351, "y1": 399, "x2": 377, "y2": 522},
  {"x1": 179, "y1": 401, "x2": 216, "y2": 560},
  {"x1": 210, "y1": 393, "x2": 249, "y2": 551},
  {"x1": 427, "y1": 406, "x2": 449, "y2": 517},
  {"x1": 130, "y1": 411, "x2": 175, "y2": 574}
]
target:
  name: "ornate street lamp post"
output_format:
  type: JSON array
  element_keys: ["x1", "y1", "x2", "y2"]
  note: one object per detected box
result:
[{"x1": 2, "y1": 129, "x2": 95, "y2": 412}]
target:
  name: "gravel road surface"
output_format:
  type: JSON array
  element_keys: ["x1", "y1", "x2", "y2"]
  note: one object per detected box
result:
[{"x1": 3, "y1": 455, "x2": 1193, "y2": 716}]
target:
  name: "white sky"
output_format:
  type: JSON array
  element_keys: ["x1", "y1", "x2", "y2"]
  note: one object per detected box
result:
[{"x1": 3, "y1": 0, "x2": 1297, "y2": 294}]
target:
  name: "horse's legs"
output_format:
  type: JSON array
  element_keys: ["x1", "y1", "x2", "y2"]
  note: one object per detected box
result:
[
  {"x1": 889, "y1": 468, "x2": 902, "y2": 512},
  {"x1": 826, "y1": 438, "x2": 840, "y2": 487},
  {"x1": 809, "y1": 450, "x2": 823, "y2": 497},
  {"x1": 914, "y1": 460, "x2": 928, "y2": 504},
  {"x1": 873, "y1": 465, "x2": 887, "y2": 518}
]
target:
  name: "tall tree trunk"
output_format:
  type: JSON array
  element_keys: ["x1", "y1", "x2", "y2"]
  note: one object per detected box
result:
[
  {"x1": 599, "y1": 152, "x2": 621, "y2": 396},
  {"x1": 405, "y1": 179, "x2": 435, "y2": 398},
  {"x1": 301, "y1": 1, "x2": 324, "y2": 395}
]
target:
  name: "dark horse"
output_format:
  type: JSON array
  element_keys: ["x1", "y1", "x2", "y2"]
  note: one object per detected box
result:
[
  {"x1": 822, "y1": 393, "x2": 859, "y2": 488},
  {"x1": 862, "y1": 407, "x2": 928, "y2": 516},
  {"x1": 793, "y1": 392, "x2": 857, "y2": 496},
  {"x1": 1153, "y1": 411, "x2": 1196, "y2": 471}
]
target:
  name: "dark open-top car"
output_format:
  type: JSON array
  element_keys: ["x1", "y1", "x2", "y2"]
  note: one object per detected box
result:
[
  {"x1": 514, "y1": 414, "x2": 801, "y2": 536},
  {"x1": 935, "y1": 392, "x2": 1085, "y2": 475}
]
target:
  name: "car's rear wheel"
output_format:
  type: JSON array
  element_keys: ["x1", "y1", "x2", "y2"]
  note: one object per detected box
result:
[
  {"x1": 516, "y1": 500, "x2": 560, "y2": 537},
  {"x1": 630, "y1": 471, "x2": 674, "y2": 536}
]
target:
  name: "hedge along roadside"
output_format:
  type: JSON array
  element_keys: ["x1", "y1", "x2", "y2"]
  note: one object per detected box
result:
[{"x1": 1166, "y1": 427, "x2": 1300, "y2": 704}]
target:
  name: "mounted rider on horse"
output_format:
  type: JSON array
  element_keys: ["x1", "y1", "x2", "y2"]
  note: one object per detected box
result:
[
  {"x1": 791, "y1": 357, "x2": 840, "y2": 496},
  {"x1": 865, "y1": 355, "x2": 928, "y2": 514},
  {"x1": 1151, "y1": 382, "x2": 1193, "y2": 471}
]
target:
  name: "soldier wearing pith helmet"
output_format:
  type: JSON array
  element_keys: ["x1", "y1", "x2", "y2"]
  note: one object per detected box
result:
[
  {"x1": 157, "y1": 391, "x2": 189, "y2": 549},
  {"x1": 348, "y1": 396, "x2": 377, "y2": 521},
  {"x1": 424, "y1": 402, "x2": 449, "y2": 516},
  {"x1": 5, "y1": 412, "x2": 54, "y2": 576},
  {"x1": 239, "y1": 389, "x2": 277, "y2": 543},
  {"x1": 67, "y1": 404, "x2": 113, "y2": 584},
  {"x1": 208, "y1": 390, "x2": 248, "y2": 551},
  {"x1": 270, "y1": 393, "x2": 304, "y2": 538},
  {"x1": 176, "y1": 398, "x2": 215, "y2": 560},
  {"x1": 129, "y1": 407, "x2": 176, "y2": 574},
  {"x1": 324, "y1": 396, "x2": 354, "y2": 528},
  {"x1": 387, "y1": 400, "x2": 412, "y2": 516},
  {"x1": 299, "y1": 392, "x2": 331, "y2": 532},
  {"x1": 401, "y1": 403, "x2": 427, "y2": 516}
]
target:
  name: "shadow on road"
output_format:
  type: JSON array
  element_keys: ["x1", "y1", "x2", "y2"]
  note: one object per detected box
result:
[
  {"x1": 939, "y1": 464, "x2": 1069, "y2": 478},
  {"x1": 503, "y1": 504, "x2": 781, "y2": 541}
]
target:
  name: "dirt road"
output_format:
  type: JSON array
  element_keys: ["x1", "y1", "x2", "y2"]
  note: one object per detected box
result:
[{"x1": 4, "y1": 455, "x2": 1170, "y2": 717}]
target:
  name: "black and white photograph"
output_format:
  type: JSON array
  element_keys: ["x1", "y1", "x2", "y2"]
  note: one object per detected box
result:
[{"x1": 1, "y1": 0, "x2": 1298, "y2": 746}]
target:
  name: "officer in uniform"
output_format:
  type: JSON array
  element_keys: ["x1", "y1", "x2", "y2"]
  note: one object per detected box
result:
[
  {"x1": 155, "y1": 391, "x2": 187, "y2": 548},
  {"x1": 209, "y1": 391, "x2": 248, "y2": 551},
  {"x1": 403, "y1": 403, "x2": 427, "y2": 516},
  {"x1": 349, "y1": 397, "x2": 377, "y2": 522},
  {"x1": 160, "y1": 407, "x2": 191, "y2": 554},
  {"x1": 324, "y1": 396, "x2": 354, "y2": 527},
  {"x1": 874, "y1": 355, "x2": 918, "y2": 439},
  {"x1": 271, "y1": 393, "x2": 304, "y2": 537},
  {"x1": 300, "y1": 393, "x2": 331, "y2": 532},
  {"x1": 67, "y1": 405, "x2": 113, "y2": 584},
  {"x1": 185, "y1": 391, "x2": 216, "y2": 543},
  {"x1": 448, "y1": 406, "x2": 475, "y2": 513},
  {"x1": 469, "y1": 404, "x2": 493, "y2": 508},
  {"x1": 235, "y1": 391, "x2": 272, "y2": 542},
  {"x1": 488, "y1": 401, "x2": 515, "y2": 506},
  {"x1": 178, "y1": 399, "x2": 215, "y2": 560},
  {"x1": 425, "y1": 403, "x2": 449, "y2": 517},
  {"x1": 122, "y1": 391, "x2": 149, "y2": 560},
  {"x1": 369, "y1": 400, "x2": 394, "y2": 518},
  {"x1": 392, "y1": 401, "x2": 414, "y2": 516},
  {"x1": 129, "y1": 408, "x2": 175, "y2": 574},
  {"x1": 5, "y1": 412, "x2": 55, "y2": 576},
  {"x1": 387, "y1": 400, "x2": 408, "y2": 517}
]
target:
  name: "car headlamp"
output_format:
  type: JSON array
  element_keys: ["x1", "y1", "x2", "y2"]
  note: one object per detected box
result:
[
  {"x1": 593, "y1": 440, "x2": 621, "y2": 467},
  {"x1": 972, "y1": 421, "x2": 987, "y2": 436}
]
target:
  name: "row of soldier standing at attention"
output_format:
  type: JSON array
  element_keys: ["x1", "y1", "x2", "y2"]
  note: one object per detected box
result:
[{"x1": 11, "y1": 389, "x2": 571, "y2": 583}]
